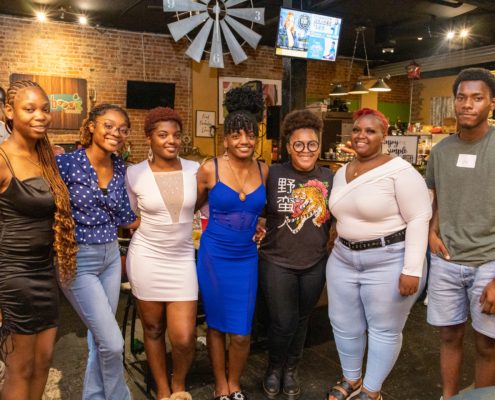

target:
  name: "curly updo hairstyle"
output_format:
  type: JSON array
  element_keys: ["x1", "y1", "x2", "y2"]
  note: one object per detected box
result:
[
  {"x1": 223, "y1": 86, "x2": 264, "y2": 136},
  {"x1": 144, "y1": 107, "x2": 183, "y2": 137},
  {"x1": 80, "y1": 103, "x2": 131, "y2": 147},
  {"x1": 282, "y1": 109, "x2": 323, "y2": 141},
  {"x1": 5, "y1": 80, "x2": 78, "y2": 284}
]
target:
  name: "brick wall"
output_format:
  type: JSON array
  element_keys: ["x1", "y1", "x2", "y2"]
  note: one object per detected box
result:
[
  {"x1": 219, "y1": 46, "x2": 283, "y2": 80},
  {"x1": 0, "y1": 15, "x2": 409, "y2": 161},
  {"x1": 0, "y1": 15, "x2": 192, "y2": 162},
  {"x1": 379, "y1": 75, "x2": 411, "y2": 103},
  {"x1": 307, "y1": 57, "x2": 366, "y2": 103}
]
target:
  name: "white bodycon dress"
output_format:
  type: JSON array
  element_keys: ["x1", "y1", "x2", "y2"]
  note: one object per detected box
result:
[{"x1": 125, "y1": 158, "x2": 199, "y2": 301}]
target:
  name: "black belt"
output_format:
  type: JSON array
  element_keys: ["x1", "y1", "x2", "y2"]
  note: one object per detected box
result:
[{"x1": 339, "y1": 229, "x2": 406, "y2": 251}]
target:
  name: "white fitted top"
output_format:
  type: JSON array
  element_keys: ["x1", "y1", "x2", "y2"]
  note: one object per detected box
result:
[
  {"x1": 329, "y1": 157, "x2": 432, "y2": 276},
  {"x1": 126, "y1": 158, "x2": 198, "y2": 225},
  {"x1": 125, "y1": 158, "x2": 200, "y2": 301}
]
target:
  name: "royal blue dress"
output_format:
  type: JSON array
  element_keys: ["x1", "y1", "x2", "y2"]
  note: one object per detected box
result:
[{"x1": 197, "y1": 159, "x2": 266, "y2": 335}]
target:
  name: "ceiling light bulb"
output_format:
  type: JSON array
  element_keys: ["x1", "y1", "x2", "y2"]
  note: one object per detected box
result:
[
  {"x1": 417, "y1": 37, "x2": 423, "y2": 41},
  {"x1": 460, "y1": 29, "x2": 469, "y2": 38},
  {"x1": 446, "y1": 31, "x2": 455, "y2": 40},
  {"x1": 79, "y1": 15, "x2": 88, "y2": 25},
  {"x1": 36, "y1": 11, "x2": 47, "y2": 22}
]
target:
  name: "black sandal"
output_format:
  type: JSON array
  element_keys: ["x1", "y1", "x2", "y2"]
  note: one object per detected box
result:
[
  {"x1": 326, "y1": 378, "x2": 362, "y2": 400},
  {"x1": 214, "y1": 395, "x2": 230, "y2": 400},
  {"x1": 229, "y1": 391, "x2": 248, "y2": 400}
]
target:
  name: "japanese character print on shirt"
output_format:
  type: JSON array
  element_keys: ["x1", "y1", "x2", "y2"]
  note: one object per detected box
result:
[{"x1": 277, "y1": 178, "x2": 331, "y2": 234}]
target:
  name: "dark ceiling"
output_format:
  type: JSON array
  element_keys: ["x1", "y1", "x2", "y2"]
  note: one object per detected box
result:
[{"x1": 1, "y1": 0, "x2": 495, "y2": 66}]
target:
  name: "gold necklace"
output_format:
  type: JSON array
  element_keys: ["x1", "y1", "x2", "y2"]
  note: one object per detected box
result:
[
  {"x1": 24, "y1": 156, "x2": 41, "y2": 169},
  {"x1": 13, "y1": 152, "x2": 42, "y2": 169},
  {"x1": 352, "y1": 154, "x2": 382, "y2": 177},
  {"x1": 226, "y1": 158, "x2": 251, "y2": 201}
]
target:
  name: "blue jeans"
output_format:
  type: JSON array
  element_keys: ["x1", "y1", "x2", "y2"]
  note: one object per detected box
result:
[
  {"x1": 62, "y1": 241, "x2": 130, "y2": 400},
  {"x1": 326, "y1": 240, "x2": 426, "y2": 393}
]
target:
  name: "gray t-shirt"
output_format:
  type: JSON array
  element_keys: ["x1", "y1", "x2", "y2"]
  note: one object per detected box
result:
[{"x1": 425, "y1": 127, "x2": 495, "y2": 266}]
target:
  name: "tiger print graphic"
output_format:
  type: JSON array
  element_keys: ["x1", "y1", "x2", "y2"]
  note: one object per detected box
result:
[{"x1": 278, "y1": 179, "x2": 330, "y2": 234}]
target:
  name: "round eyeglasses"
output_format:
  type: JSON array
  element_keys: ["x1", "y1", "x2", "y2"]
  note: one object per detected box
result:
[
  {"x1": 96, "y1": 121, "x2": 131, "y2": 138},
  {"x1": 292, "y1": 140, "x2": 320, "y2": 153}
]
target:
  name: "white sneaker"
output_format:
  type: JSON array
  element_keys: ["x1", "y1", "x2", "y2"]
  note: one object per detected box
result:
[{"x1": 423, "y1": 294, "x2": 429, "y2": 306}]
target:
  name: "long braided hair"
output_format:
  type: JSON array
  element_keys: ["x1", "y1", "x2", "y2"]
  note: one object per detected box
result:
[{"x1": 5, "y1": 80, "x2": 77, "y2": 284}]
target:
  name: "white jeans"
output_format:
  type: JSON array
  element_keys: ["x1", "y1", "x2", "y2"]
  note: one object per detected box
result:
[{"x1": 326, "y1": 239, "x2": 426, "y2": 393}]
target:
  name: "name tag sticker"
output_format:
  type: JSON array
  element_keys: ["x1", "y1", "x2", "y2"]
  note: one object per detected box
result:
[{"x1": 456, "y1": 154, "x2": 477, "y2": 168}]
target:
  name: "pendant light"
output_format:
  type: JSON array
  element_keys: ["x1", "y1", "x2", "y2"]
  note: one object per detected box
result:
[
  {"x1": 329, "y1": 84, "x2": 348, "y2": 96},
  {"x1": 349, "y1": 81, "x2": 368, "y2": 95},
  {"x1": 369, "y1": 78, "x2": 392, "y2": 92},
  {"x1": 330, "y1": 26, "x2": 368, "y2": 96},
  {"x1": 348, "y1": 26, "x2": 370, "y2": 95}
]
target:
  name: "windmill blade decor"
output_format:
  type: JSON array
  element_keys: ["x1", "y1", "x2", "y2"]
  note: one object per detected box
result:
[{"x1": 163, "y1": 0, "x2": 265, "y2": 68}]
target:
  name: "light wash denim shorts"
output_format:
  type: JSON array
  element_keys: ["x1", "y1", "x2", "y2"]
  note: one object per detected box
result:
[{"x1": 427, "y1": 254, "x2": 495, "y2": 338}]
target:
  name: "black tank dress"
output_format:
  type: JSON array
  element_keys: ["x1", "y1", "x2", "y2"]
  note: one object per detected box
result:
[{"x1": 0, "y1": 149, "x2": 58, "y2": 358}]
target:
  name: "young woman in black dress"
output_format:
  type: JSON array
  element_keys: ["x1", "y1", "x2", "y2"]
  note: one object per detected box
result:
[{"x1": 0, "y1": 80, "x2": 77, "y2": 400}]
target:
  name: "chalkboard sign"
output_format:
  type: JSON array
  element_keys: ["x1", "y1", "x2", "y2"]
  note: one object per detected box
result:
[{"x1": 384, "y1": 135, "x2": 419, "y2": 164}]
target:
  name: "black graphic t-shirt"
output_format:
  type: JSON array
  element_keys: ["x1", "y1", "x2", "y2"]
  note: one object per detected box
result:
[{"x1": 259, "y1": 162, "x2": 333, "y2": 269}]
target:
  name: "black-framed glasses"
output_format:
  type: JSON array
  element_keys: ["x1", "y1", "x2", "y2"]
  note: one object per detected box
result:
[
  {"x1": 292, "y1": 140, "x2": 319, "y2": 153},
  {"x1": 96, "y1": 121, "x2": 131, "y2": 137}
]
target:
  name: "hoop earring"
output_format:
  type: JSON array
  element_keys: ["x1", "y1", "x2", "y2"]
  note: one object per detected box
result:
[{"x1": 148, "y1": 148, "x2": 154, "y2": 162}]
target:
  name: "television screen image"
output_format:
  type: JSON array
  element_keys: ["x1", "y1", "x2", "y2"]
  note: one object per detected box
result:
[
  {"x1": 126, "y1": 81, "x2": 175, "y2": 110},
  {"x1": 275, "y1": 7, "x2": 342, "y2": 62}
]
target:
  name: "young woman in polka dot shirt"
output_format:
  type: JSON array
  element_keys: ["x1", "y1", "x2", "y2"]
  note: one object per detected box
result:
[{"x1": 56, "y1": 103, "x2": 139, "y2": 400}]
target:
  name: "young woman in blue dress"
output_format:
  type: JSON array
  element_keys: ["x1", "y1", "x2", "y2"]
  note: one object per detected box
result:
[{"x1": 196, "y1": 86, "x2": 268, "y2": 400}]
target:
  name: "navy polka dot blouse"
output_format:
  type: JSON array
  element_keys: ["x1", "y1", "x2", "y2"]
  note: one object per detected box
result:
[{"x1": 56, "y1": 149, "x2": 136, "y2": 245}]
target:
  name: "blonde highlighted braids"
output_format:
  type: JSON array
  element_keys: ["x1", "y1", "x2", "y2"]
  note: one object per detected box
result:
[{"x1": 6, "y1": 80, "x2": 77, "y2": 284}]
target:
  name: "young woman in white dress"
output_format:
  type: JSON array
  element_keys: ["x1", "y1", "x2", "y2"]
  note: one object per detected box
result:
[{"x1": 125, "y1": 107, "x2": 199, "y2": 400}]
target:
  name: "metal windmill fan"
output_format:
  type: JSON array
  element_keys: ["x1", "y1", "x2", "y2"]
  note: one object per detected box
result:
[{"x1": 163, "y1": 0, "x2": 265, "y2": 68}]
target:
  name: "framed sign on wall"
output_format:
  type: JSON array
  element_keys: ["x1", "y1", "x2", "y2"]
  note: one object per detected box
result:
[
  {"x1": 195, "y1": 110, "x2": 216, "y2": 138},
  {"x1": 10, "y1": 74, "x2": 87, "y2": 130},
  {"x1": 384, "y1": 135, "x2": 419, "y2": 164}
]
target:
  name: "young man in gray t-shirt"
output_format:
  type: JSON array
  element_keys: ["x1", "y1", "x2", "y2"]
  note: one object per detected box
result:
[{"x1": 426, "y1": 68, "x2": 495, "y2": 400}]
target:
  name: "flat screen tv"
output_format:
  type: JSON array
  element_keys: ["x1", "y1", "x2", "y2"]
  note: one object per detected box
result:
[
  {"x1": 275, "y1": 7, "x2": 342, "y2": 62},
  {"x1": 126, "y1": 81, "x2": 175, "y2": 110}
]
